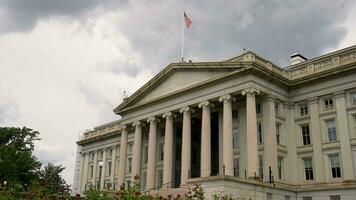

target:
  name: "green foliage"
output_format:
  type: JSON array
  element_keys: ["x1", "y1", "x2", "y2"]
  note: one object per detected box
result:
[
  {"x1": 211, "y1": 191, "x2": 232, "y2": 200},
  {"x1": 84, "y1": 187, "x2": 115, "y2": 200},
  {"x1": 37, "y1": 163, "x2": 71, "y2": 196},
  {"x1": 0, "y1": 126, "x2": 71, "y2": 199},
  {"x1": 0, "y1": 127, "x2": 41, "y2": 187},
  {"x1": 184, "y1": 184, "x2": 205, "y2": 200}
]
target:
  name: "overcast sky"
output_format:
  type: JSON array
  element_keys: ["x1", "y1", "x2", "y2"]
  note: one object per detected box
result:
[{"x1": 0, "y1": 0, "x2": 355, "y2": 185}]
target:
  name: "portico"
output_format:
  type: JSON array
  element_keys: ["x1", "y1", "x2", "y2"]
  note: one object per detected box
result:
[{"x1": 116, "y1": 86, "x2": 268, "y2": 190}]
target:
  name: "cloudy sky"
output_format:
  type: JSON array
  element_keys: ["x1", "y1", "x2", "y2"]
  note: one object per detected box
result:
[{"x1": 0, "y1": 0, "x2": 355, "y2": 185}]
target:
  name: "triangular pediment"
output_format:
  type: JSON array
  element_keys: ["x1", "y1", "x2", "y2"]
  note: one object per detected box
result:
[{"x1": 115, "y1": 63, "x2": 245, "y2": 113}]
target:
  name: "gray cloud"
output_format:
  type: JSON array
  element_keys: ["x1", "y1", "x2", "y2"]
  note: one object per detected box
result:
[
  {"x1": 97, "y1": 58, "x2": 141, "y2": 77},
  {"x1": 0, "y1": 0, "x2": 127, "y2": 33},
  {"x1": 116, "y1": 0, "x2": 352, "y2": 69},
  {"x1": 0, "y1": 90, "x2": 20, "y2": 124}
]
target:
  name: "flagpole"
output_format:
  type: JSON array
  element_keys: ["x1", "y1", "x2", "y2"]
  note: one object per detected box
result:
[{"x1": 181, "y1": 11, "x2": 185, "y2": 61}]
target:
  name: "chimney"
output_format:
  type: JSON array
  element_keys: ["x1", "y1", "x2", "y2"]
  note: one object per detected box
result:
[{"x1": 290, "y1": 53, "x2": 307, "y2": 65}]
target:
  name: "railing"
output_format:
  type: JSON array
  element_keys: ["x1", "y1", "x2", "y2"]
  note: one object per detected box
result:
[
  {"x1": 286, "y1": 49, "x2": 356, "y2": 79},
  {"x1": 81, "y1": 125, "x2": 121, "y2": 140}
]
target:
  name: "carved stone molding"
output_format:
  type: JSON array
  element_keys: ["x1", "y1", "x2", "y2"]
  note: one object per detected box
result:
[
  {"x1": 179, "y1": 106, "x2": 192, "y2": 114},
  {"x1": 198, "y1": 101, "x2": 211, "y2": 108},
  {"x1": 120, "y1": 124, "x2": 127, "y2": 131},
  {"x1": 241, "y1": 87, "x2": 260, "y2": 96},
  {"x1": 218, "y1": 94, "x2": 232, "y2": 102},
  {"x1": 162, "y1": 112, "x2": 173, "y2": 119},
  {"x1": 146, "y1": 117, "x2": 157, "y2": 123},
  {"x1": 132, "y1": 121, "x2": 142, "y2": 128}
]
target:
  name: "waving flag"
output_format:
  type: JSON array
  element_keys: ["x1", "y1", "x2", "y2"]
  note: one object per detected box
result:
[{"x1": 184, "y1": 12, "x2": 192, "y2": 28}]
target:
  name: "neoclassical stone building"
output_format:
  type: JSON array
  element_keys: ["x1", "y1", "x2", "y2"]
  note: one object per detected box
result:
[{"x1": 74, "y1": 46, "x2": 356, "y2": 200}]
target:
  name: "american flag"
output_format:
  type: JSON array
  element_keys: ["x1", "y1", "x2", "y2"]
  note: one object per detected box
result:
[{"x1": 184, "y1": 12, "x2": 192, "y2": 28}]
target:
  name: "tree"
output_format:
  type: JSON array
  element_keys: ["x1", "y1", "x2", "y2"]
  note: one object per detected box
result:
[
  {"x1": 36, "y1": 163, "x2": 71, "y2": 197},
  {"x1": 0, "y1": 127, "x2": 41, "y2": 187}
]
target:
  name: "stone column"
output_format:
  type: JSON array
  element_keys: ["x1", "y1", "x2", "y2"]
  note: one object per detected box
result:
[
  {"x1": 92, "y1": 151, "x2": 98, "y2": 185},
  {"x1": 79, "y1": 152, "x2": 86, "y2": 194},
  {"x1": 180, "y1": 107, "x2": 192, "y2": 185},
  {"x1": 218, "y1": 94, "x2": 234, "y2": 176},
  {"x1": 309, "y1": 98, "x2": 326, "y2": 182},
  {"x1": 100, "y1": 150, "x2": 107, "y2": 189},
  {"x1": 131, "y1": 121, "x2": 142, "y2": 182},
  {"x1": 146, "y1": 117, "x2": 157, "y2": 190},
  {"x1": 162, "y1": 112, "x2": 174, "y2": 187},
  {"x1": 335, "y1": 91, "x2": 354, "y2": 180},
  {"x1": 198, "y1": 101, "x2": 211, "y2": 177},
  {"x1": 118, "y1": 125, "x2": 128, "y2": 186},
  {"x1": 110, "y1": 146, "x2": 117, "y2": 189},
  {"x1": 262, "y1": 95, "x2": 277, "y2": 181},
  {"x1": 241, "y1": 88, "x2": 259, "y2": 178}
]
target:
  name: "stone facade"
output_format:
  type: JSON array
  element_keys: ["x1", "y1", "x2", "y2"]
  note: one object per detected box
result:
[{"x1": 74, "y1": 46, "x2": 356, "y2": 199}]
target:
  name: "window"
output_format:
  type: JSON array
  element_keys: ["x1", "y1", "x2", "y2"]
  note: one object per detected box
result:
[
  {"x1": 267, "y1": 193, "x2": 272, "y2": 200},
  {"x1": 141, "y1": 171, "x2": 147, "y2": 190},
  {"x1": 108, "y1": 148, "x2": 112, "y2": 157},
  {"x1": 233, "y1": 128, "x2": 239, "y2": 149},
  {"x1": 278, "y1": 157, "x2": 283, "y2": 179},
  {"x1": 99, "y1": 151, "x2": 103, "y2": 160},
  {"x1": 159, "y1": 143, "x2": 164, "y2": 161},
  {"x1": 276, "y1": 123, "x2": 282, "y2": 144},
  {"x1": 233, "y1": 109, "x2": 239, "y2": 119},
  {"x1": 176, "y1": 144, "x2": 181, "y2": 161},
  {"x1": 234, "y1": 158, "x2": 239, "y2": 177},
  {"x1": 302, "y1": 197, "x2": 312, "y2": 200},
  {"x1": 329, "y1": 154, "x2": 341, "y2": 178},
  {"x1": 285, "y1": 196, "x2": 290, "y2": 200},
  {"x1": 256, "y1": 104, "x2": 261, "y2": 114},
  {"x1": 301, "y1": 125, "x2": 311, "y2": 145},
  {"x1": 127, "y1": 158, "x2": 132, "y2": 173},
  {"x1": 257, "y1": 122, "x2": 263, "y2": 144},
  {"x1": 126, "y1": 180, "x2": 131, "y2": 188},
  {"x1": 90, "y1": 152, "x2": 94, "y2": 161},
  {"x1": 351, "y1": 93, "x2": 356, "y2": 105},
  {"x1": 107, "y1": 161, "x2": 112, "y2": 176},
  {"x1": 128, "y1": 144, "x2": 133, "y2": 154},
  {"x1": 275, "y1": 103, "x2": 280, "y2": 115},
  {"x1": 330, "y1": 195, "x2": 340, "y2": 200},
  {"x1": 160, "y1": 127, "x2": 165, "y2": 137},
  {"x1": 89, "y1": 165, "x2": 94, "y2": 179},
  {"x1": 258, "y1": 155, "x2": 263, "y2": 179},
  {"x1": 326, "y1": 119, "x2": 337, "y2": 142},
  {"x1": 300, "y1": 104, "x2": 309, "y2": 116},
  {"x1": 143, "y1": 146, "x2": 148, "y2": 164},
  {"x1": 324, "y1": 97, "x2": 334, "y2": 110},
  {"x1": 157, "y1": 169, "x2": 163, "y2": 187},
  {"x1": 304, "y1": 158, "x2": 314, "y2": 180}
]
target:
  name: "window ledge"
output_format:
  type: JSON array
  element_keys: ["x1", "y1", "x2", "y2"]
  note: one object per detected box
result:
[{"x1": 322, "y1": 141, "x2": 340, "y2": 150}]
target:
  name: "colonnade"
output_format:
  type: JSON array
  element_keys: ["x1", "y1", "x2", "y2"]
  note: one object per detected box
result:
[{"x1": 115, "y1": 88, "x2": 262, "y2": 190}]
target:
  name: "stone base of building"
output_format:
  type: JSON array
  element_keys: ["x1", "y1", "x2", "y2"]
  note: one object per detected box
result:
[{"x1": 186, "y1": 175, "x2": 356, "y2": 200}]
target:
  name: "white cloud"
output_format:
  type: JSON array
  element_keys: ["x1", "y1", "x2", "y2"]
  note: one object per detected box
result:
[{"x1": 0, "y1": 15, "x2": 152, "y2": 184}]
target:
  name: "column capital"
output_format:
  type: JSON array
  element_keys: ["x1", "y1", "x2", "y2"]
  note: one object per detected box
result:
[
  {"x1": 241, "y1": 87, "x2": 260, "y2": 96},
  {"x1": 120, "y1": 124, "x2": 127, "y2": 130},
  {"x1": 132, "y1": 121, "x2": 142, "y2": 128},
  {"x1": 218, "y1": 94, "x2": 231, "y2": 102},
  {"x1": 180, "y1": 106, "x2": 192, "y2": 114},
  {"x1": 147, "y1": 117, "x2": 157, "y2": 123},
  {"x1": 198, "y1": 100, "x2": 211, "y2": 108},
  {"x1": 162, "y1": 112, "x2": 173, "y2": 119}
]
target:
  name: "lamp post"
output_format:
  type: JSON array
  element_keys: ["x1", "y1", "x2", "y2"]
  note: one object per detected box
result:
[{"x1": 98, "y1": 161, "x2": 103, "y2": 190}]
